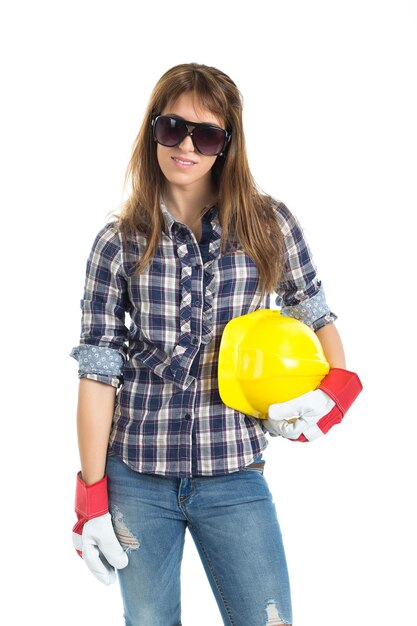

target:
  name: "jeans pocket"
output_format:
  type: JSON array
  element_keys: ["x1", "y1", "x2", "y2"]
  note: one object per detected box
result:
[{"x1": 244, "y1": 454, "x2": 265, "y2": 474}]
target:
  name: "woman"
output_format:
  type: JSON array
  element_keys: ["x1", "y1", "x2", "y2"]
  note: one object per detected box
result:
[{"x1": 71, "y1": 63, "x2": 361, "y2": 626}]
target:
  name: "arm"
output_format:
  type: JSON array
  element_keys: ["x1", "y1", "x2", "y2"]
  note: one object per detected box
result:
[
  {"x1": 71, "y1": 223, "x2": 129, "y2": 483},
  {"x1": 70, "y1": 223, "x2": 130, "y2": 583},
  {"x1": 77, "y1": 378, "x2": 116, "y2": 485},
  {"x1": 73, "y1": 376, "x2": 128, "y2": 584},
  {"x1": 315, "y1": 322, "x2": 346, "y2": 369},
  {"x1": 268, "y1": 203, "x2": 362, "y2": 440},
  {"x1": 273, "y1": 202, "x2": 338, "y2": 336},
  {"x1": 267, "y1": 322, "x2": 361, "y2": 441}
]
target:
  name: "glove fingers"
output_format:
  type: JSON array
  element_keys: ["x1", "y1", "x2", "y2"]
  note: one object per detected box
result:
[
  {"x1": 268, "y1": 397, "x2": 302, "y2": 420},
  {"x1": 93, "y1": 514, "x2": 129, "y2": 569},
  {"x1": 278, "y1": 418, "x2": 307, "y2": 439},
  {"x1": 83, "y1": 543, "x2": 117, "y2": 586},
  {"x1": 99, "y1": 538, "x2": 129, "y2": 570},
  {"x1": 82, "y1": 514, "x2": 129, "y2": 572}
]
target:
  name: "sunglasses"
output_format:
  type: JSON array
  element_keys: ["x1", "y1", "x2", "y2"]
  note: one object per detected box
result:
[{"x1": 151, "y1": 115, "x2": 231, "y2": 156}]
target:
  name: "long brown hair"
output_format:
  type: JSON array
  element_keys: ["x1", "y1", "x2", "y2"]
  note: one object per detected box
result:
[{"x1": 118, "y1": 62, "x2": 284, "y2": 295}]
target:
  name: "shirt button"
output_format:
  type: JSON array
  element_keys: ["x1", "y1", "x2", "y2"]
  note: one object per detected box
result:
[
  {"x1": 194, "y1": 298, "x2": 202, "y2": 307},
  {"x1": 191, "y1": 336, "x2": 199, "y2": 346},
  {"x1": 184, "y1": 413, "x2": 191, "y2": 420}
]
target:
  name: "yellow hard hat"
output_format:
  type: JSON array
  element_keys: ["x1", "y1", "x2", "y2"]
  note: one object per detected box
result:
[{"x1": 218, "y1": 309, "x2": 329, "y2": 419}]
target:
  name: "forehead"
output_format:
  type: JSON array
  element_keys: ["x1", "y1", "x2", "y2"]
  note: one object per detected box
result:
[{"x1": 162, "y1": 92, "x2": 224, "y2": 127}]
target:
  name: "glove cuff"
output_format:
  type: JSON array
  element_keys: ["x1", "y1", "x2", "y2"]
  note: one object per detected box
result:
[
  {"x1": 318, "y1": 368, "x2": 363, "y2": 415},
  {"x1": 75, "y1": 472, "x2": 109, "y2": 520}
]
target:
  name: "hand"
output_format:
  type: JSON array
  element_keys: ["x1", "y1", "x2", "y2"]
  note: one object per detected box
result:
[
  {"x1": 265, "y1": 389, "x2": 335, "y2": 441},
  {"x1": 265, "y1": 368, "x2": 363, "y2": 442},
  {"x1": 72, "y1": 473, "x2": 128, "y2": 585}
]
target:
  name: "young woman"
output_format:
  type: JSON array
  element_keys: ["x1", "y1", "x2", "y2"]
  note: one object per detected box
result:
[{"x1": 71, "y1": 63, "x2": 361, "y2": 626}]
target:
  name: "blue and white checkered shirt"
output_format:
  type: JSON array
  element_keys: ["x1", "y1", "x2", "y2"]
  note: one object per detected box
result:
[{"x1": 71, "y1": 199, "x2": 337, "y2": 477}]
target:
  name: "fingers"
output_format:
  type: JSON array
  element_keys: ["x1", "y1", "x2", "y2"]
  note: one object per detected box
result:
[
  {"x1": 99, "y1": 537, "x2": 129, "y2": 570},
  {"x1": 80, "y1": 514, "x2": 129, "y2": 584},
  {"x1": 268, "y1": 390, "x2": 335, "y2": 422},
  {"x1": 82, "y1": 535, "x2": 128, "y2": 585},
  {"x1": 276, "y1": 418, "x2": 307, "y2": 438},
  {"x1": 268, "y1": 397, "x2": 302, "y2": 421},
  {"x1": 264, "y1": 417, "x2": 303, "y2": 439},
  {"x1": 83, "y1": 543, "x2": 117, "y2": 586}
]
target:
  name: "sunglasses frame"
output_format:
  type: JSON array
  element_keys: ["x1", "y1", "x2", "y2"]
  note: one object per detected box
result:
[{"x1": 151, "y1": 114, "x2": 231, "y2": 156}]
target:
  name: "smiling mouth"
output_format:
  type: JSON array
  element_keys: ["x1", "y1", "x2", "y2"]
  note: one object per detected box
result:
[{"x1": 172, "y1": 157, "x2": 196, "y2": 166}]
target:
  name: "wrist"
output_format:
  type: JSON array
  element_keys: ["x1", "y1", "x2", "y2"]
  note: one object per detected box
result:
[
  {"x1": 318, "y1": 368, "x2": 363, "y2": 414},
  {"x1": 75, "y1": 472, "x2": 109, "y2": 520},
  {"x1": 80, "y1": 470, "x2": 106, "y2": 486}
]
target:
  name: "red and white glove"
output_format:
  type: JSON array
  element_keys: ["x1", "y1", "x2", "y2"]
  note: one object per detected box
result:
[
  {"x1": 72, "y1": 472, "x2": 128, "y2": 585},
  {"x1": 265, "y1": 368, "x2": 362, "y2": 442}
]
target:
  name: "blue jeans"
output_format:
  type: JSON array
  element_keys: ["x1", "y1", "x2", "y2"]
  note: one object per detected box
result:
[{"x1": 106, "y1": 452, "x2": 292, "y2": 626}]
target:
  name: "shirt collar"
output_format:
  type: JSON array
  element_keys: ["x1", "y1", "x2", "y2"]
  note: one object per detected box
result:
[{"x1": 160, "y1": 200, "x2": 220, "y2": 239}]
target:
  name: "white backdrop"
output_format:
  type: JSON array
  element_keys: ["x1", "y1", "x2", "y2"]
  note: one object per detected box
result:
[{"x1": 1, "y1": 1, "x2": 416, "y2": 624}]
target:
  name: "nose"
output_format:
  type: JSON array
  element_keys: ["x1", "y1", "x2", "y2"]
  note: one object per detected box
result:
[{"x1": 178, "y1": 131, "x2": 195, "y2": 152}]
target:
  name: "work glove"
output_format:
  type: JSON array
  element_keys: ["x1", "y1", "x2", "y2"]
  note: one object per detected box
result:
[
  {"x1": 265, "y1": 368, "x2": 362, "y2": 442},
  {"x1": 72, "y1": 472, "x2": 128, "y2": 585}
]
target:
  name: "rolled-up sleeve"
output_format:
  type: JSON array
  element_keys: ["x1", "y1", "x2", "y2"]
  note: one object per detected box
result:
[
  {"x1": 274, "y1": 202, "x2": 338, "y2": 331},
  {"x1": 70, "y1": 221, "x2": 130, "y2": 387}
]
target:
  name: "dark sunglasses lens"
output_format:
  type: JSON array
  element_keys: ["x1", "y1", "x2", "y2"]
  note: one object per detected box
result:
[
  {"x1": 194, "y1": 126, "x2": 226, "y2": 156},
  {"x1": 154, "y1": 117, "x2": 186, "y2": 146}
]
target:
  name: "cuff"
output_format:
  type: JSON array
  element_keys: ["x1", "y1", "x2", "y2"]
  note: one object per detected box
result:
[
  {"x1": 70, "y1": 345, "x2": 124, "y2": 388},
  {"x1": 79, "y1": 373, "x2": 120, "y2": 389},
  {"x1": 280, "y1": 286, "x2": 338, "y2": 331},
  {"x1": 70, "y1": 344, "x2": 124, "y2": 376}
]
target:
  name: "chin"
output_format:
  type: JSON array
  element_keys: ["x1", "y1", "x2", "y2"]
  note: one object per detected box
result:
[{"x1": 164, "y1": 167, "x2": 207, "y2": 187}]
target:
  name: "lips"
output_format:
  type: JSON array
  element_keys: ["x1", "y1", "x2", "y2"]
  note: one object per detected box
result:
[{"x1": 171, "y1": 156, "x2": 196, "y2": 165}]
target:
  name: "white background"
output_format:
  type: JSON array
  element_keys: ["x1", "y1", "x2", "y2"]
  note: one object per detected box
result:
[{"x1": 1, "y1": 1, "x2": 416, "y2": 624}]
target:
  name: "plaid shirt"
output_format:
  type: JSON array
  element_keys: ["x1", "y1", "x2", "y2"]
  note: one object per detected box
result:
[{"x1": 71, "y1": 199, "x2": 337, "y2": 477}]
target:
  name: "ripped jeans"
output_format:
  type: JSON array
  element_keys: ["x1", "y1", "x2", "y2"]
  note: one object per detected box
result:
[{"x1": 106, "y1": 451, "x2": 292, "y2": 626}]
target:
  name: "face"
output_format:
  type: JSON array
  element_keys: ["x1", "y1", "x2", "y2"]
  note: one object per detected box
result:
[{"x1": 156, "y1": 92, "x2": 225, "y2": 194}]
